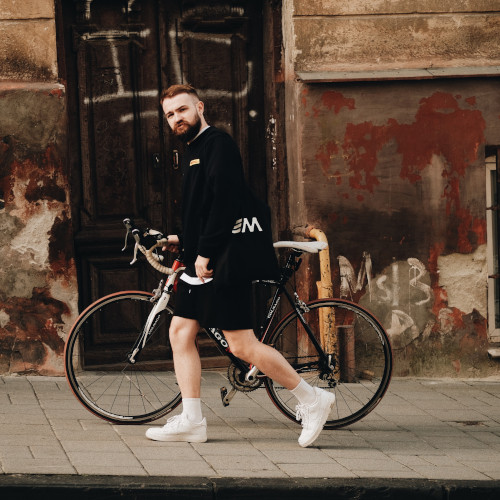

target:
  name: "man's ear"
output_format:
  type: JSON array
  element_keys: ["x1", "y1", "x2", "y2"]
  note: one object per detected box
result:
[{"x1": 197, "y1": 100, "x2": 204, "y2": 115}]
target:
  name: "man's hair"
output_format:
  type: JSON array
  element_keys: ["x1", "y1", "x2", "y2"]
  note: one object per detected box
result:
[{"x1": 160, "y1": 84, "x2": 200, "y2": 105}]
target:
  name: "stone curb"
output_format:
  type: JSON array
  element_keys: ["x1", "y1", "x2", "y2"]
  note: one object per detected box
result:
[{"x1": 1, "y1": 475, "x2": 500, "y2": 499}]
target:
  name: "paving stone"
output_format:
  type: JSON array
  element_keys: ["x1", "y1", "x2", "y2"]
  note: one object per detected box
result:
[
  {"x1": 262, "y1": 449, "x2": 334, "y2": 464},
  {"x1": 233, "y1": 426, "x2": 298, "y2": 440},
  {"x1": 459, "y1": 460, "x2": 500, "y2": 473},
  {"x1": 1, "y1": 458, "x2": 75, "y2": 475},
  {"x1": 426, "y1": 409, "x2": 491, "y2": 422},
  {"x1": 0, "y1": 445, "x2": 32, "y2": 460},
  {"x1": 388, "y1": 454, "x2": 433, "y2": 467},
  {"x1": 420, "y1": 434, "x2": 486, "y2": 449},
  {"x1": 202, "y1": 454, "x2": 279, "y2": 472},
  {"x1": 130, "y1": 445, "x2": 204, "y2": 461},
  {"x1": 322, "y1": 448, "x2": 390, "y2": 460},
  {"x1": 0, "y1": 424, "x2": 55, "y2": 437},
  {"x1": 0, "y1": 412, "x2": 48, "y2": 425},
  {"x1": 276, "y1": 462, "x2": 356, "y2": 478},
  {"x1": 66, "y1": 451, "x2": 142, "y2": 467},
  {"x1": 368, "y1": 440, "x2": 443, "y2": 455},
  {"x1": 353, "y1": 430, "x2": 422, "y2": 442},
  {"x1": 191, "y1": 441, "x2": 263, "y2": 456},
  {"x1": 39, "y1": 399, "x2": 87, "y2": 410},
  {"x1": 418, "y1": 455, "x2": 464, "y2": 467},
  {"x1": 409, "y1": 465, "x2": 490, "y2": 480},
  {"x1": 53, "y1": 430, "x2": 123, "y2": 441},
  {"x1": 0, "y1": 434, "x2": 59, "y2": 446},
  {"x1": 141, "y1": 459, "x2": 215, "y2": 476},
  {"x1": 335, "y1": 457, "x2": 411, "y2": 472},
  {"x1": 29, "y1": 445, "x2": 67, "y2": 459},
  {"x1": 60, "y1": 440, "x2": 130, "y2": 453}
]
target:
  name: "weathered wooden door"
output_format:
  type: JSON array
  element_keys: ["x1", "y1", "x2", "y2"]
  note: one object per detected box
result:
[{"x1": 59, "y1": 0, "x2": 265, "y2": 363}]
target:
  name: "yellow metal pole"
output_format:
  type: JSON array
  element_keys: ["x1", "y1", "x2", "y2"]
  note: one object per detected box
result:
[{"x1": 306, "y1": 228, "x2": 336, "y2": 355}]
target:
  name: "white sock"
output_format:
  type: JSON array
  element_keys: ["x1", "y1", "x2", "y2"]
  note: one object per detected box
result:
[
  {"x1": 181, "y1": 398, "x2": 203, "y2": 423},
  {"x1": 290, "y1": 379, "x2": 317, "y2": 406}
]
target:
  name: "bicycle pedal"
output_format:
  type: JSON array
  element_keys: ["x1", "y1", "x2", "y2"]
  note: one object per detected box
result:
[
  {"x1": 220, "y1": 386, "x2": 236, "y2": 407},
  {"x1": 220, "y1": 387, "x2": 229, "y2": 407}
]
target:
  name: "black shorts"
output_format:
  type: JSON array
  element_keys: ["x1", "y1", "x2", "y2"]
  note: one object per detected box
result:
[{"x1": 174, "y1": 280, "x2": 253, "y2": 330}]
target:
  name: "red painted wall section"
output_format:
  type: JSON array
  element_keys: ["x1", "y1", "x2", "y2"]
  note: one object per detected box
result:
[
  {"x1": 300, "y1": 79, "x2": 500, "y2": 376},
  {"x1": 0, "y1": 85, "x2": 78, "y2": 375}
]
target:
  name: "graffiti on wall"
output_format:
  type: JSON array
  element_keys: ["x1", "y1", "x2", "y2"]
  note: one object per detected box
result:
[
  {"x1": 336, "y1": 247, "x2": 489, "y2": 376},
  {"x1": 338, "y1": 253, "x2": 432, "y2": 347}
]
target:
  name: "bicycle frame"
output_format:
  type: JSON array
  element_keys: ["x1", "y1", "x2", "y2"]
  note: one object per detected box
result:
[{"x1": 128, "y1": 247, "x2": 332, "y2": 387}]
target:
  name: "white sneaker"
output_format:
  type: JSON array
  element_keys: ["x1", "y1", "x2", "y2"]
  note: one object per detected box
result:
[
  {"x1": 295, "y1": 387, "x2": 336, "y2": 447},
  {"x1": 145, "y1": 414, "x2": 207, "y2": 442}
]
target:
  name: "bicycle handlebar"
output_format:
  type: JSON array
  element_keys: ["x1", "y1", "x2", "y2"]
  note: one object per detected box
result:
[
  {"x1": 122, "y1": 218, "x2": 174, "y2": 275},
  {"x1": 143, "y1": 238, "x2": 173, "y2": 275}
]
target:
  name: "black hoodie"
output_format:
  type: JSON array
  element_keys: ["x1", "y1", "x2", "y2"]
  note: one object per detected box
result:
[{"x1": 180, "y1": 126, "x2": 244, "y2": 277}]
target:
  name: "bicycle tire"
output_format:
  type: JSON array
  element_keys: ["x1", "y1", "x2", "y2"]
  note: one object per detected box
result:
[
  {"x1": 64, "y1": 291, "x2": 181, "y2": 424},
  {"x1": 264, "y1": 298, "x2": 392, "y2": 429}
]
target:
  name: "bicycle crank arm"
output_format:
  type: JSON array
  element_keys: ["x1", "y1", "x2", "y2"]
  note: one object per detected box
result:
[{"x1": 220, "y1": 386, "x2": 237, "y2": 407}]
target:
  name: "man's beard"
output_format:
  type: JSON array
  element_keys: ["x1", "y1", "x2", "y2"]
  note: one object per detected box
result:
[{"x1": 174, "y1": 116, "x2": 202, "y2": 143}]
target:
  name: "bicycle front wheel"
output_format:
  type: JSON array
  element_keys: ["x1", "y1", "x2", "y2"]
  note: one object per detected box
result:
[
  {"x1": 64, "y1": 291, "x2": 181, "y2": 424},
  {"x1": 264, "y1": 299, "x2": 392, "y2": 429}
]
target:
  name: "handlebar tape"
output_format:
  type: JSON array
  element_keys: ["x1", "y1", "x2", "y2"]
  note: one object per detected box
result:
[{"x1": 142, "y1": 239, "x2": 173, "y2": 275}]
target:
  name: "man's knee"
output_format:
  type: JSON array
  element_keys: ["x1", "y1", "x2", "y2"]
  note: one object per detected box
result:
[
  {"x1": 169, "y1": 317, "x2": 198, "y2": 350},
  {"x1": 225, "y1": 330, "x2": 256, "y2": 361}
]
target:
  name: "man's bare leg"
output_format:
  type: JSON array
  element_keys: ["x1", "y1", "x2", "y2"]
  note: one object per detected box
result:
[
  {"x1": 169, "y1": 316, "x2": 202, "y2": 398},
  {"x1": 145, "y1": 316, "x2": 207, "y2": 442},
  {"x1": 223, "y1": 329, "x2": 301, "y2": 390},
  {"x1": 224, "y1": 328, "x2": 336, "y2": 448}
]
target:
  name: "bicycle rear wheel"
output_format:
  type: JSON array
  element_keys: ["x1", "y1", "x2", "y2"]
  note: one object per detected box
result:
[
  {"x1": 64, "y1": 291, "x2": 181, "y2": 424},
  {"x1": 264, "y1": 299, "x2": 392, "y2": 429}
]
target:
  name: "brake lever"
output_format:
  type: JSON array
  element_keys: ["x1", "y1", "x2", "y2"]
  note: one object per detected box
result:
[
  {"x1": 122, "y1": 218, "x2": 133, "y2": 251},
  {"x1": 122, "y1": 227, "x2": 131, "y2": 251},
  {"x1": 130, "y1": 242, "x2": 140, "y2": 265},
  {"x1": 130, "y1": 229, "x2": 142, "y2": 265}
]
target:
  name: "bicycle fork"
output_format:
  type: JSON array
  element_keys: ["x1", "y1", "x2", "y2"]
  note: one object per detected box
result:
[{"x1": 127, "y1": 262, "x2": 182, "y2": 364}]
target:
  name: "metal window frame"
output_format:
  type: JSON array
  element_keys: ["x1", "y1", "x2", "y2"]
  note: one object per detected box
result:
[{"x1": 486, "y1": 156, "x2": 500, "y2": 342}]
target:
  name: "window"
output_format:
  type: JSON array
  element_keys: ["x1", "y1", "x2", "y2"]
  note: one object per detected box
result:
[{"x1": 486, "y1": 156, "x2": 500, "y2": 341}]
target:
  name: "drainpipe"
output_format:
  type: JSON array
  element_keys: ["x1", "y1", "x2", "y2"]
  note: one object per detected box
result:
[
  {"x1": 305, "y1": 227, "x2": 336, "y2": 356},
  {"x1": 305, "y1": 227, "x2": 333, "y2": 300}
]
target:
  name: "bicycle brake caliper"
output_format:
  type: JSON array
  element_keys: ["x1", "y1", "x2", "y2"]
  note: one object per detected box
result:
[
  {"x1": 150, "y1": 280, "x2": 164, "y2": 302},
  {"x1": 294, "y1": 293, "x2": 310, "y2": 313}
]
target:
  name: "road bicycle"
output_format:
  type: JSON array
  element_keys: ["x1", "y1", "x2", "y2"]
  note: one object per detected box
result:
[{"x1": 64, "y1": 219, "x2": 392, "y2": 429}]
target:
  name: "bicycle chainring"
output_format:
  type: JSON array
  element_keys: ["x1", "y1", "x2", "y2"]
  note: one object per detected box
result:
[{"x1": 227, "y1": 363, "x2": 262, "y2": 392}]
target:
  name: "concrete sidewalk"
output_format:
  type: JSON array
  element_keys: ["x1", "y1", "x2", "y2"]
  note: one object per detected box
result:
[{"x1": 1, "y1": 372, "x2": 500, "y2": 497}]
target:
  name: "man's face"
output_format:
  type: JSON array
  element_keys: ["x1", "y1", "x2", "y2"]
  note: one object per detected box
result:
[{"x1": 162, "y1": 93, "x2": 204, "y2": 143}]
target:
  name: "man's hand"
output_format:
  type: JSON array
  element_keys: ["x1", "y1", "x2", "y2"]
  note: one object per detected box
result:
[
  {"x1": 162, "y1": 235, "x2": 180, "y2": 253},
  {"x1": 195, "y1": 255, "x2": 213, "y2": 282}
]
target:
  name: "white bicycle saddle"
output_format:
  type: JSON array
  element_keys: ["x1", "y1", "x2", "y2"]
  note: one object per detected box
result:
[{"x1": 273, "y1": 240, "x2": 328, "y2": 253}]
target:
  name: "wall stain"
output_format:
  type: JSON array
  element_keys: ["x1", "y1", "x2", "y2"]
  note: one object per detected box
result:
[{"x1": 304, "y1": 87, "x2": 495, "y2": 377}]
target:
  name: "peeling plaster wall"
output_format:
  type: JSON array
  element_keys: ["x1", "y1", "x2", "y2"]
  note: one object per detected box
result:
[
  {"x1": 0, "y1": 84, "x2": 77, "y2": 375},
  {"x1": 0, "y1": 0, "x2": 77, "y2": 375},
  {"x1": 284, "y1": 1, "x2": 500, "y2": 377}
]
